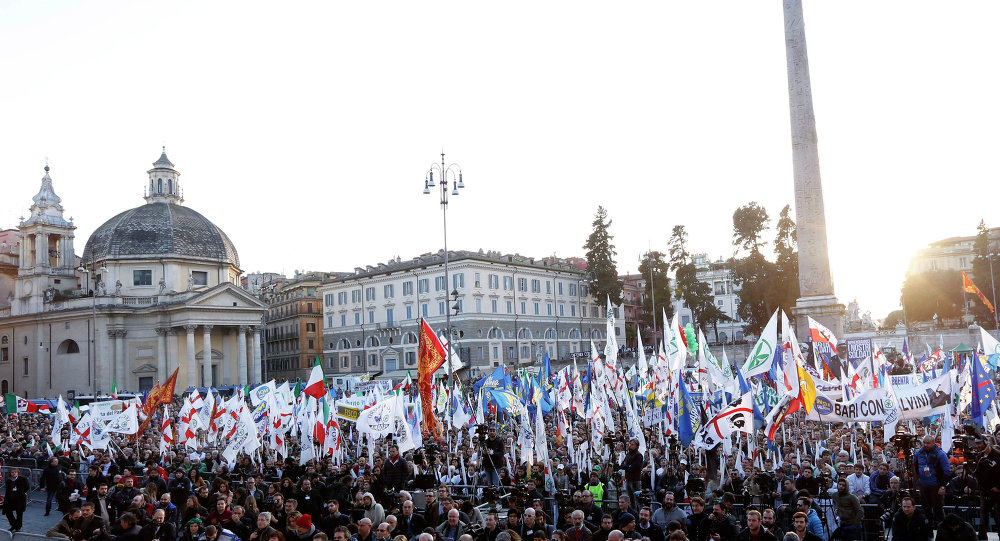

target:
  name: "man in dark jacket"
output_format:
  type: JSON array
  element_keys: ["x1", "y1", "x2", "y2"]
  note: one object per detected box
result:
[
  {"x1": 975, "y1": 437, "x2": 1000, "y2": 541},
  {"x1": 891, "y1": 497, "x2": 932, "y2": 541},
  {"x1": 936, "y1": 513, "x2": 977, "y2": 541},
  {"x1": 482, "y1": 426, "x2": 505, "y2": 486},
  {"x1": 634, "y1": 508, "x2": 663, "y2": 541},
  {"x1": 141, "y1": 509, "x2": 177, "y2": 541},
  {"x1": 4, "y1": 467, "x2": 31, "y2": 531},
  {"x1": 705, "y1": 501, "x2": 739, "y2": 541},
  {"x1": 47, "y1": 507, "x2": 84, "y2": 539},
  {"x1": 114, "y1": 512, "x2": 144, "y2": 541},
  {"x1": 381, "y1": 446, "x2": 409, "y2": 493},
  {"x1": 111, "y1": 477, "x2": 141, "y2": 518},
  {"x1": 618, "y1": 440, "x2": 644, "y2": 507},
  {"x1": 735, "y1": 511, "x2": 776, "y2": 541},
  {"x1": 41, "y1": 456, "x2": 65, "y2": 516},
  {"x1": 392, "y1": 500, "x2": 426, "y2": 539},
  {"x1": 77, "y1": 501, "x2": 111, "y2": 541}
]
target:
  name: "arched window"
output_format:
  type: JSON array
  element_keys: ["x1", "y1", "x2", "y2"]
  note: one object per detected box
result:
[
  {"x1": 591, "y1": 329, "x2": 603, "y2": 340},
  {"x1": 402, "y1": 332, "x2": 417, "y2": 345},
  {"x1": 337, "y1": 339, "x2": 351, "y2": 350},
  {"x1": 157, "y1": 178, "x2": 163, "y2": 194},
  {"x1": 365, "y1": 336, "x2": 380, "y2": 348},
  {"x1": 544, "y1": 328, "x2": 557, "y2": 340},
  {"x1": 487, "y1": 327, "x2": 504, "y2": 340},
  {"x1": 57, "y1": 339, "x2": 80, "y2": 354},
  {"x1": 168, "y1": 179, "x2": 173, "y2": 193},
  {"x1": 568, "y1": 328, "x2": 581, "y2": 340},
  {"x1": 517, "y1": 328, "x2": 532, "y2": 340}
]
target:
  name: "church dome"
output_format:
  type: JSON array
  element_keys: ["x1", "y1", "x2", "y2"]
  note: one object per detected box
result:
[{"x1": 82, "y1": 202, "x2": 240, "y2": 268}]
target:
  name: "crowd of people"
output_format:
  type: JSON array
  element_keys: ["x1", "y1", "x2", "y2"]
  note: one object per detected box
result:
[{"x1": 0, "y1": 387, "x2": 992, "y2": 541}]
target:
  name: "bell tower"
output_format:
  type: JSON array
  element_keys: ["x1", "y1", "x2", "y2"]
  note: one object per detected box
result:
[
  {"x1": 144, "y1": 147, "x2": 183, "y2": 205},
  {"x1": 13, "y1": 164, "x2": 77, "y2": 315}
]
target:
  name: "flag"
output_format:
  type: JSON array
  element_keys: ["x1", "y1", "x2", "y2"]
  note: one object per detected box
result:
[
  {"x1": 105, "y1": 407, "x2": 139, "y2": 434},
  {"x1": 981, "y1": 328, "x2": 1000, "y2": 357},
  {"x1": 111, "y1": 377, "x2": 118, "y2": 399},
  {"x1": 808, "y1": 316, "x2": 839, "y2": 378},
  {"x1": 797, "y1": 357, "x2": 817, "y2": 414},
  {"x1": 160, "y1": 406, "x2": 174, "y2": 455},
  {"x1": 677, "y1": 369, "x2": 699, "y2": 446},
  {"x1": 971, "y1": 352, "x2": 997, "y2": 427},
  {"x1": 417, "y1": 318, "x2": 446, "y2": 436},
  {"x1": 693, "y1": 391, "x2": 755, "y2": 450},
  {"x1": 741, "y1": 309, "x2": 779, "y2": 378},
  {"x1": 303, "y1": 357, "x2": 326, "y2": 399},
  {"x1": 964, "y1": 271, "x2": 995, "y2": 313},
  {"x1": 4, "y1": 394, "x2": 51, "y2": 414}
]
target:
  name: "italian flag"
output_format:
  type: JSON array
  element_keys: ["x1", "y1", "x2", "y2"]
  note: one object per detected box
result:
[
  {"x1": 303, "y1": 357, "x2": 325, "y2": 399},
  {"x1": 4, "y1": 394, "x2": 51, "y2": 414}
]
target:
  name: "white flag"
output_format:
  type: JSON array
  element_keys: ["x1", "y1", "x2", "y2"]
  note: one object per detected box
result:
[
  {"x1": 357, "y1": 395, "x2": 400, "y2": 437},
  {"x1": 741, "y1": 309, "x2": 779, "y2": 378},
  {"x1": 693, "y1": 391, "x2": 755, "y2": 450},
  {"x1": 105, "y1": 406, "x2": 139, "y2": 434}
]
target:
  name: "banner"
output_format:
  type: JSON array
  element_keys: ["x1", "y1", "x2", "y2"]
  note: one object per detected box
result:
[
  {"x1": 845, "y1": 339, "x2": 872, "y2": 367},
  {"x1": 807, "y1": 372, "x2": 952, "y2": 423},
  {"x1": 356, "y1": 396, "x2": 399, "y2": 436}
]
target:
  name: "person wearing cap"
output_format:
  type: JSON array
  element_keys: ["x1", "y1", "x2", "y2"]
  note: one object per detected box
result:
[
  {"x1": 617, "y1": 513, "x2": 640, "y2": 540},
  {"x1": 288, "y1": 514, "x2": 318, "y2": 541},
  {"x1": 554, "y1": 464, "x2": 571, "y2": 492},
  {"x1": 585, "y1": 468, "x2": 605, "y2": 505}
]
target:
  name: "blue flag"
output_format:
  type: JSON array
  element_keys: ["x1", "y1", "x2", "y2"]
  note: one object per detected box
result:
[
  {"x1": 677, "y1": 369, "x2": 698, "y2": 446},
  {"x1": 971, "y1": 354, "x2": 997, "y2": 427},
  {"x1": 536, "y1": 354, "x2": 555, "y2": 414},
  {"x1": 473, "y1": 366, "x2": 512, "y2": 394}
]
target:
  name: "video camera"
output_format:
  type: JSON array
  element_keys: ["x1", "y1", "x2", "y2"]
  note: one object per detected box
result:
[
  {"x1": 754, "y1": 471, "x2": 777, "y2": 495},
  {"x1": 635, "y1": 489, "x2": 654, "y2": 506},
  {"x1": 953, "y1": 422, "x2": 984, "y2": 472},
  {"x1": 685, "y1": 477, "x2": 706, "y2": 496},
  {"x1": 510, "y1": 484, "x2": 532, "y2": 508}
]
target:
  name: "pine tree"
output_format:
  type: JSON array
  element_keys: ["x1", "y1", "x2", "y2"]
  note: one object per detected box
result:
[
  {"x1": 637, "y1": 251, "x2": 673, "y2": 336},
  {"x1": 730, "y1": 202, "x2": 777, "y2": 335},
  {"x1": 970, "y1": 220, "x2": 998, "y2": 329},
  {"x1": 773, "y1": 204, "x2": 801, "y2": 314},
  {"x1": 583, "y1": 206, "x2": 624, "y2": 306}
]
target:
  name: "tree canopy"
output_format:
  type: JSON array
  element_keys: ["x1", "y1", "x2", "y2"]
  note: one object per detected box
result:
[{"x1": 583, "y1": 206, "x2": 624, "y2": 306}]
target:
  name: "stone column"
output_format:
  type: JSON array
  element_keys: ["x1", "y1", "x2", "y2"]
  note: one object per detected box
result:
[
  {"x1": 115, "y1": 329, "x2": 127, "y2": 390},
  {"x1": 784, "y1": 0, "x2": 844, "y2": 337},
  {"x1": 237, "y1": 325, "x2": 248, "y2": 386},
  {"x1": 202, "y1": 325, "x2": 213, "y2": 388},
  {"x1": 185, "y1": 325, "x2": 197, "y2": 389},
  {"x1": 166, "y1": 329, "x2": 178, "y2": 375},
  {"x1": 252, "y1": 327, "x2": 262, "y2": 383},
  {"x1": 155, "y1": 328, "x2": 168, "y2": 382},
  {"x1": 37, "y1": 233, "x2": 49, "y2": 268},
  {"x1": 221, "y1": 329, "x2": 231, "y2": 383}
]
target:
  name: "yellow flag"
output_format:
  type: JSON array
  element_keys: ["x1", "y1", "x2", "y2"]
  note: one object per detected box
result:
[{"x1": 797, "y1": 361, "x2": 817, "y2": 414}]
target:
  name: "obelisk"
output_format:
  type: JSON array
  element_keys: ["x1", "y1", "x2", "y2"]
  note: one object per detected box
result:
[{"x1": 784, "y1": 0, "x2": 844, "y2": 337}]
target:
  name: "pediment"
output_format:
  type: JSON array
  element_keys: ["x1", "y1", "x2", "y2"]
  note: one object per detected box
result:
[
  {"x1": 186, "y1": 282, "x2": 266, "y2": 309},
  {"x1": 132, "y1": 363, "x2": 157, "y2": 374}
]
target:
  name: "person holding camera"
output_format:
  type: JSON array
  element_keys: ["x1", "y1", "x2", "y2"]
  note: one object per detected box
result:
[
  {"x1": 890, "y1": 496, "x2": 932, "y2": 541},
  {"x1": 913, "y1": 435, "x2": 951, "y2": 523},
  {"x1": 975, "y1": 436, "x2": 1000, "y2": 540},
  {"x1": 482, "y1": 426, "x2": 505, "y2": 487}
]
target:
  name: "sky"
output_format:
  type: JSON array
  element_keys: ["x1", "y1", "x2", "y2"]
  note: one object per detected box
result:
[{"x1": 1, "y1": 1, "x2": 998, "y2": 321}]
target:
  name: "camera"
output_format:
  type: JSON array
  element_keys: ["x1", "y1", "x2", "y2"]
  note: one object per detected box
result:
[
  {"x1": 686, "y1": 477, "x2": 706, "y2": 496},
  {"x1": 954, "y1": 422, "x2": 984, "y2": 472},
  {"x1": 754, "y1": 472, "x2": 776, "y2": 495},
  {"x1": 635, "y1": 490, "x2": 653, "y2": 506},
  {"x1": 510, "y1": 484, "x2": 532, "y2": 508},
  {"x1": 554, "y1": 490, "x2": 573, "y2": 509},
  {"x1": 481, "y1": 486, "x2": 500, "y2": 502}
]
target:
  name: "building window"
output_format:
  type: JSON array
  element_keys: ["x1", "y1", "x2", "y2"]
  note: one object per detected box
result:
[
  {"x1": 422, "y1": 303, "x2": 428, "y2": 317},
  {"x1": 531, "y1": 279, "x2": 541, "y2": 293},
  {"x1": 521, "y1": 301, "x2": 527, "y2": 314},
  {"x1": 355, "y1": 355, "x2": 362, "y2": 367},
  {"x1": 403, "y1": 281, "x2": 413, "y2": 296},
  {"x1": 22, "y1": 357, "x2": 28, "y2": 376},
  {"x1": 520, "y1": 345, "x2": 530, "y2": 358},
  {"x1": 559, "y1": 304, "x2": 564, "y2": 316},
  {"x1": 419, "y1": 279, "x2": 429, "y2": 293},
  {"x1": 365, "y1": 287, "x2": 376, "y2": 301},
  {"x1": 506, "y1": 301, "x2": 513, "y2": 314},
  {"x1": 475, "y1": 298, "x2": 482, "y2": 313},
  {"x1": 306, "y1": 323, "x2": 316, "y2": 332},
  {"x1": 406, "y1": 305, "x2": 413, "y2": 319},
  {"x1": 615, "y1": 327, "x2": 621, "y2": 336},
  {"x1": 352, "y1": 290, "x2": 361, "y2": 303},
  {"x1": 192, "y1": 271, "x2": 208, "y2": 286},
  {"x1": 569, "y1": 283, "x2": 577, "y2": 296},
  {"x1": 405, "y1": 351, "x2": 416, "y2": 365},
  {"x1": 387, "y1": 308, "x2": 394, "y2": 326},
  {"x1": 453, "y1": 273, "x2": 464, "y2": 289},
  {"x1": 717, "y1": 299, "x2": 724, "y2": 306},
  {"x1": 369, "y1": 354, "x2": 377, "y2": 366},
  {"x1": 133, "y1": 269, "x2": 152, "y2": 286},
  {"x1": 368, "y1": 310, "x2": 374, "y2": 323},
  {"x1": 455, "y1": 299, "x2": 463, "y2": 313},
  {"x1": 435, "y1": 276, "x2": 446, "y2": 291},
  {"x1": 438, "y1": 301, "x2": 446, "y2": 315},
  {"x1": 308, "y1": 339, "x2": 314, "y2": 349},
  {"x1": 504, "y1": 276, "x2": 513, "y2": 290},
  {"x1": 354, "y1": 313, "x2": 361, "y2": 325},
  {"x1": 338, "y1": 292, "x2": 348, "y2": 304},
  {"x1": 489, "y1": 274, "x2": 499, "y2": 289},
  {"x1": 546, "y1": 281, "x2": 552, "y2": 294},
  {"x1": 342, "y1": 356, "x2": 348, "y2": 368},
  {"x1": 491, "y1": 299, "x2": 498, "y2": 313},
  {"x1": 558, "y1": 282, "x2": 564, "y2": 295},
  {"x1": 0, "y1": 348, "x2": 7, "y2": 362},
  {"x1": 518, "y1": 278, "x2": 528, "y2": 292},
  {"x1": 534, "y1": 302, "x2": 540, "y2": 315},
  {"x1": 571, "y1": 305, "x2": 576, "y2": 317},
  {"x1": 682, "y1": 315, "x2": 690, "y2": 326},
  {"x1": 341, "y1": 314, "x2": 346, "y2": 327},
  {"x1": 474, "y1": 273, "x2": 481, "y2": 287},
  {"x1": 547, "y1": 303, "x2": 553, "y2": 316},
  {"x1": 384, "y1": 284, "x2": 394, "y2": 298}
]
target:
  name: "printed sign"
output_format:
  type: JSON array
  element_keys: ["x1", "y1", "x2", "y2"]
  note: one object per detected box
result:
[{"x1": 845, "y1": 339, "x2": 872, "y2": 367}]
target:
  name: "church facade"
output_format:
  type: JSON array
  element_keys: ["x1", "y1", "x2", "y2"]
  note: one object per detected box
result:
[{"x1": 0, "y1": 151, "x2": 265, "y2": 398}]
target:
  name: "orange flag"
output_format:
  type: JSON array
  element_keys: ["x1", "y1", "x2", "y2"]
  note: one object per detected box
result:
[
  {"x1": 963, "y1": 271, "x2": 995, "y2": 313},
  {"x1": 417, "y1": 318, "x2": 446, "y2": 438}
]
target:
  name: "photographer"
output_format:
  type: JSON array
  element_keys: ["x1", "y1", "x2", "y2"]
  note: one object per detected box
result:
[
  {"x1": 867, "y1": 463, "x2": 894, "y2": 504},
  {"x1": 945, "y1": 463, "x2": 978, "y2": 499},
  {"x1": 975, "y1": 436, "x2": 1000, "y2": 540},
  {"x1": 482, "y1": 427, "x2": 505, "y2": 486},
  {"x1": 890, "y1": 496, "x2": 931, "y2": 541}
]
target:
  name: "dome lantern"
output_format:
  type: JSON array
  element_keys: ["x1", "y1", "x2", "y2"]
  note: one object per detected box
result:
[{"x1": 144, "y1": 146, "x2": 183, "y2": 205}]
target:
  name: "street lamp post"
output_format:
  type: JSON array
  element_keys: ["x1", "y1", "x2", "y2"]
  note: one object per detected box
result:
[
  {"x1": 989, "y1": 253, "x2": 999, "y2": 330},
  {"x1": 642, "y1": 251, "x2": 658, "y2": 349},
  {"x1": 424, "y1": 152, "x2": 464, "y2": 385}
]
